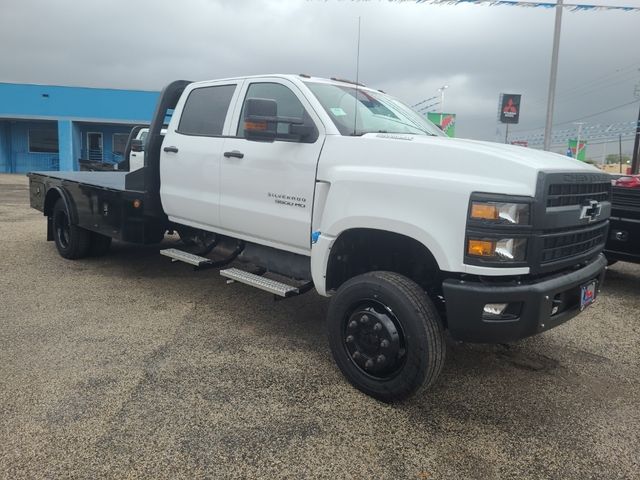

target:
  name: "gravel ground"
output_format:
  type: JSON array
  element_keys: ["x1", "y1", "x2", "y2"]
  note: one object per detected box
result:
[{"x1": 0, "y1": 173, "x2": 638, "y2": 479}]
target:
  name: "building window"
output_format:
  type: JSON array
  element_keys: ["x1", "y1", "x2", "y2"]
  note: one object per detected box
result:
[
  {"x1": 29, "y1": 128, "x2": 59, "y2": 153},
  {"x1": 112, "y1": 133, "x2": 129, "y2": 155},
  {"x1": 177, "y1": 84, "x2": 236, "y2": 136}
]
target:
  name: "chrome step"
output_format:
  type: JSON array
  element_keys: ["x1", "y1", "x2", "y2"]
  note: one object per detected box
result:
[
  {"x1": 220, "y1": 267, "x2": 299, "y2": 297},
  {"x1": 160, "y1": 248, "x2": 213, "y2": 267}
]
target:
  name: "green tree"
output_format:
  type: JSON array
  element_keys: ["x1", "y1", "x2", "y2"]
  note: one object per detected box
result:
[{"x1": 605, "y1": 154, "x2": 631, "y2": 164}]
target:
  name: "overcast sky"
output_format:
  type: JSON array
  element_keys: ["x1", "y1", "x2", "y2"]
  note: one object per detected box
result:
[{"x1": 1, "y1": 0, "x2": 638, "y2": 156}]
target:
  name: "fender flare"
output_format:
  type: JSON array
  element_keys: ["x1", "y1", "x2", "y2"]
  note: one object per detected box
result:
[{"x1": 44, "y1": 186, "x2": 79, "y2": 240}]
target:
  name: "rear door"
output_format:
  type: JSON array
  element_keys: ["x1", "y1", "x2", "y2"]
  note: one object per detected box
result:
[
  {"x1": 160, "y1": 81, "x2": 242, "y2": 229},
  {"x1": 219, "y1": 78, "x2": 325, "y2": 254}
]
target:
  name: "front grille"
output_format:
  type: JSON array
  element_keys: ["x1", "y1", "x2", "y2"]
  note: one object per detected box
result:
[
  {"x1": 541, "y1": 223, "x2": 607, "y2": 263},
  {"x1": 612, "y1": 187, "x2": 640, "y2": 212},
  {"x1": 547, "y1": 182, "x2": 611, "y2": 207}
]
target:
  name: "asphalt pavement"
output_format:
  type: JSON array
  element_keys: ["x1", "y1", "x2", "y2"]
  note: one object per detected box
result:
[{"x1": 0, "y1": 173, "x2": 638, "y2": 479}]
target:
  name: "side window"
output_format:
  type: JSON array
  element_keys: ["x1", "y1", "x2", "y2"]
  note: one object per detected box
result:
[
  {"x1": 177, "y1": 84, "x2": 236, "y2": 136},
  {"x1": 237, "y1": 82, "x2": 310, "y2": 139}
]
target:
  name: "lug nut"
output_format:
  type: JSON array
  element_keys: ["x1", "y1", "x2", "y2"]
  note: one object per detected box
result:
[
  {"x1": 345, "y1": 335, "x2": 354, "y2": 343},
  {"x1": 348, "y1": 320, "x2": 358, "y2": 330},
  {"x1": 365, "y1": 359, "x2": 374, "y2": 369},
  {"x1": 376, "y1": 354, "x2": 386, "y2": 364},
  {"x1": 352, "y1": 351, "x2": 361, "y2": 360},
  {"x1": 360, "y1": 315, "x2": 369, "y2": 324},
  {"x1": 373, "y1": 323, "x2": 382, "y2": 331},
  {"x1": 380, "y1": 339, "x2": 390, "y2": 348}
]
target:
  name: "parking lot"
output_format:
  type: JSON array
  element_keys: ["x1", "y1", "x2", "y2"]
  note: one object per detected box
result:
[{"x1": 0, "y1": 173, "x2": 638, "y2": 479}]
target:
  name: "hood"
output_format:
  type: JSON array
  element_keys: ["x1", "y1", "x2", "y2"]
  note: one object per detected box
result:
[{"x1": 318, "y1": 133, "x2": 603, "y2": 197}]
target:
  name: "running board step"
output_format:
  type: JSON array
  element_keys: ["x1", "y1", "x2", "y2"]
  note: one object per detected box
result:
[
  {"x1": 220, "y1": 268, "x2": 299, "y2": 297},
  {"x1": 160, "y1": 248, "x2": 213, "y2": 267}
]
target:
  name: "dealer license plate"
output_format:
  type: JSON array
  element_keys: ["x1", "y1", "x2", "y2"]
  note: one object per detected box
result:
[{"x1": 580, "y1": 280, "x2": 597, "y2": 311}]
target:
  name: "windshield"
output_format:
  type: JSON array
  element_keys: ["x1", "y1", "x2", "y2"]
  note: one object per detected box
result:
[{"x1": 305, "y1": 82, "x2": 445, "y2": 137}]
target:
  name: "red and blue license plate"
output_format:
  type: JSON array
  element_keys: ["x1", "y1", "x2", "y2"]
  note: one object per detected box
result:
[{"x1": 580, "y1": 280, "x2": 597, "y2": 311}]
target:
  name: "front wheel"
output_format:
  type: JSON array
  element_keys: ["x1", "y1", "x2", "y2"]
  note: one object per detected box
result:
[{"x1": 327, "y1": 271, "x2": 445, "y2": 402}]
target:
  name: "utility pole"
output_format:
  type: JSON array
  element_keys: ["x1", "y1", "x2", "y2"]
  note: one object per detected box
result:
[
  {"x1": 632, "y1": 83, "x2": 640, "y2": 174},
  {"x1": 619, "y1": 134, "x2": 623, "y2": 174},
  {"x1": 543, "y1": 0, "x2": 564, "y2": 151}
]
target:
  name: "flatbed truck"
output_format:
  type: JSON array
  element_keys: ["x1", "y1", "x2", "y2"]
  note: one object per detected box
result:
[{"x1": 29, "y1": 75, "x2": 611, "y2": 401}]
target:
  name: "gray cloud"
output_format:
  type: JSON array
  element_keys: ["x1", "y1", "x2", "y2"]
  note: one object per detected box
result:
[{"x1": 1, "y1": 0, "x2": 638, "y2": 152}]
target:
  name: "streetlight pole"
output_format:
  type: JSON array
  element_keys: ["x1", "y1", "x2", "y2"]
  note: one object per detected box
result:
[
  {"x1": 543, "y1": 0, "x2": 564, "y2": 151},
  {"x1": 574, "y1": 122, "x2": 585, "y2": 160},
  {"x1": 438, "y1": 85, "x2": 448, "y2": 126}
]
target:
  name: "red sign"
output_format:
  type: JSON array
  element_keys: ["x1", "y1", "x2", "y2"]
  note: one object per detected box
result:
[{"x1": 499, "y1": 94, "x2": 522, "y2": 124}]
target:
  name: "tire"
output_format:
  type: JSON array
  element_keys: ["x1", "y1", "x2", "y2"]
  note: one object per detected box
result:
[
  {"x1": 89, "y1": 232, "x2": 112, "y2": 256},
  {"x1": 52, "y1": 198, "x2": 91, "y2": 259},
  {"x1": 327, "y1": 271, "x2": 445, "y2": 402}
]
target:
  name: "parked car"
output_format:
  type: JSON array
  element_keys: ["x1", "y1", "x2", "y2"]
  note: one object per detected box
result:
[{"x1": 605, "y1": 174, "x2": 640, "y2": 264}]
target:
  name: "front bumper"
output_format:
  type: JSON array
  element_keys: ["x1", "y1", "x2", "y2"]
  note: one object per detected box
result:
[
  {"x1": 442, "y1": 254, "x2": 607, "y2": 343},
  {"x1": 604, "y1": 216, "x2": 640, "y2": 264}
]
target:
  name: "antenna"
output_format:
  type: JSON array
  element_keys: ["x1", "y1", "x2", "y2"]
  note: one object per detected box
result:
[{"x1": 353, "y1": 16, "x2": 361, "y2": 136}]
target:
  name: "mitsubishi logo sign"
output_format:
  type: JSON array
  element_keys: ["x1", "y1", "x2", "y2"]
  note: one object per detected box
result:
[{"x1": 580, "y1": 200, "x2": 602, "y2": 222}]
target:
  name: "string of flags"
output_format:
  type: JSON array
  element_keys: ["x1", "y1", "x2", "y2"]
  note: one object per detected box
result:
[
  {"x1": 510, "y1": 120, "x2": 640, "y2": 146},
  {"x1": 391, "y1": 1, "x2": 640, "y2": 12}
]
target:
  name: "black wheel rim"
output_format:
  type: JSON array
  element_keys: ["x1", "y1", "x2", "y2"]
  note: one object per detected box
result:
[
  {"x1": 342, "y1": 301, "x2": 407, "y2": 380},
  {"x1": 54, "y1": 210, "x2": 70, "y2": 249}
]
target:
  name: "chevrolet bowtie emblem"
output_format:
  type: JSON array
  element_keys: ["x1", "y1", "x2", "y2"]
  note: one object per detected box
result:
[{"x1": 580, "y1": 200, "x2": 602, "y2": 222}]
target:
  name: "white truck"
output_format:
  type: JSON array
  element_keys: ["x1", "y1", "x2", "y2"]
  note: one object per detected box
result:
[
  {"x1": 127, "y1": 127, "x2": 168, "y2": 172},
  {"x1": 28, "y1": 74, "x2": 611, "y2": 401}
]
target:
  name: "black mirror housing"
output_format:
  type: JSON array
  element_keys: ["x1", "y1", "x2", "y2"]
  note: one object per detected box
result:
[
  {"x1": 244, "y1": 98, "x2": 278, "y2": 142},
  {"x1": 131, "y1": 139, "x2": 144, "y2": 152}
]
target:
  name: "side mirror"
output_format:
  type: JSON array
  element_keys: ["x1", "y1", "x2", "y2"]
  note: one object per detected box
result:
[
  {"x1": 244, "y1": 98, "x2": 278, "y2": 142},
  {"x1": 131, "y1": 139, "x2": 144, "y2": 152},
  {"x1": 289, "y1": 123, "x2": 316, "y2": 142}
]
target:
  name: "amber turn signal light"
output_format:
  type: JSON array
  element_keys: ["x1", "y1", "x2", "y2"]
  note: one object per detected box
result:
[
  {"x1": 244, "y1": 120, "x2": 267, "y2": 131},
  {"x1": 467, "y1": 239, "x2": 496, "y2": 257},
  {"x1": 470, "y1": 202, "x2": 498, "y2": 220}
]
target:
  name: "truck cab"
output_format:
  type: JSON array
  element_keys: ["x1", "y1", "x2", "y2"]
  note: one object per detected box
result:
[{"x1": 28, "y1": 74, "x2": 612, "y2": 401}]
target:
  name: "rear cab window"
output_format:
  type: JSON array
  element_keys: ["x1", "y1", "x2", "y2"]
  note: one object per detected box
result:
[{"x1": 177, "y1": 84, "x2": 237, "y2": 136}]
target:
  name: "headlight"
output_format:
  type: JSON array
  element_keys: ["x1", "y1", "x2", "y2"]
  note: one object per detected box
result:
[
  {"x1": 470, "y1": 201, "x2": 530, "y2": 225},
  {"x1": 467, "y1": 238, "x2": 527, "y2": 262}
]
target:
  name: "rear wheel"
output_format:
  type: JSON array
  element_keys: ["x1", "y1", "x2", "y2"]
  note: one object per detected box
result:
[
  {"x1": 327, "y1": 271, "x2": 445, "y2": 402},
  {"x1": 52, "y1": 198, "x2": 91, "y2": 259}
]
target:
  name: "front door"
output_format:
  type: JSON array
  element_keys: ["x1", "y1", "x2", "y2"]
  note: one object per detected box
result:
[
  {"x1": 87, "y1": 132, "x2": 103, "y2": 162},
  {"x1": 220, "y1": 79, "x2": 325, "y2": 254},
  {"x1": 160, "y1": 81, "x2": 242, "y2": 230}
]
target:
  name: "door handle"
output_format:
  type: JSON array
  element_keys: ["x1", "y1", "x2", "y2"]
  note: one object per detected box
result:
[
  {"x1": 224, "y1": 150, "x2": 244, "y2": 159},
  {"x1": 163, "y1": 146, "x2": 179, "y2": 153}
]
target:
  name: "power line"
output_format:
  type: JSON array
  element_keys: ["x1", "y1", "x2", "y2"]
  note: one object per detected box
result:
[
  {"x1": 511, "y1": 98, "x2": 640, "y2": 134},
  {"x1": 527, "y1": 60, "x2": 640, "y2": 105}
]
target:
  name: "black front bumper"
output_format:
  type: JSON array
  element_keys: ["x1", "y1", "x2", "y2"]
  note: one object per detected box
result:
[
  {"x1": 442, "y1": 254, "x2": 607, "y2": 343},
  {"x1": 604, "y1": 216, "x2": 640, "y2": 264}
]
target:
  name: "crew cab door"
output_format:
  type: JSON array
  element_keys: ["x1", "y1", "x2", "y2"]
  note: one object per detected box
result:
[
  {"x1": 160, "y1": 81, "x2": 242, "y2": 229},
  {"x1": 220, "y1": 79, "x2": 324, "y2": 254}
]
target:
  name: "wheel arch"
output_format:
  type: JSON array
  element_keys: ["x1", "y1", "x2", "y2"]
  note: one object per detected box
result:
[
  {"x1": 44, "y1": 187, "x2": 79, "y2": 241},
  {"x1": 322, "y1": 227, "x2": 444, "y2": 299},
  {"x1": 44, "y1": 186, "x2": 78, "y2": 223}
]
